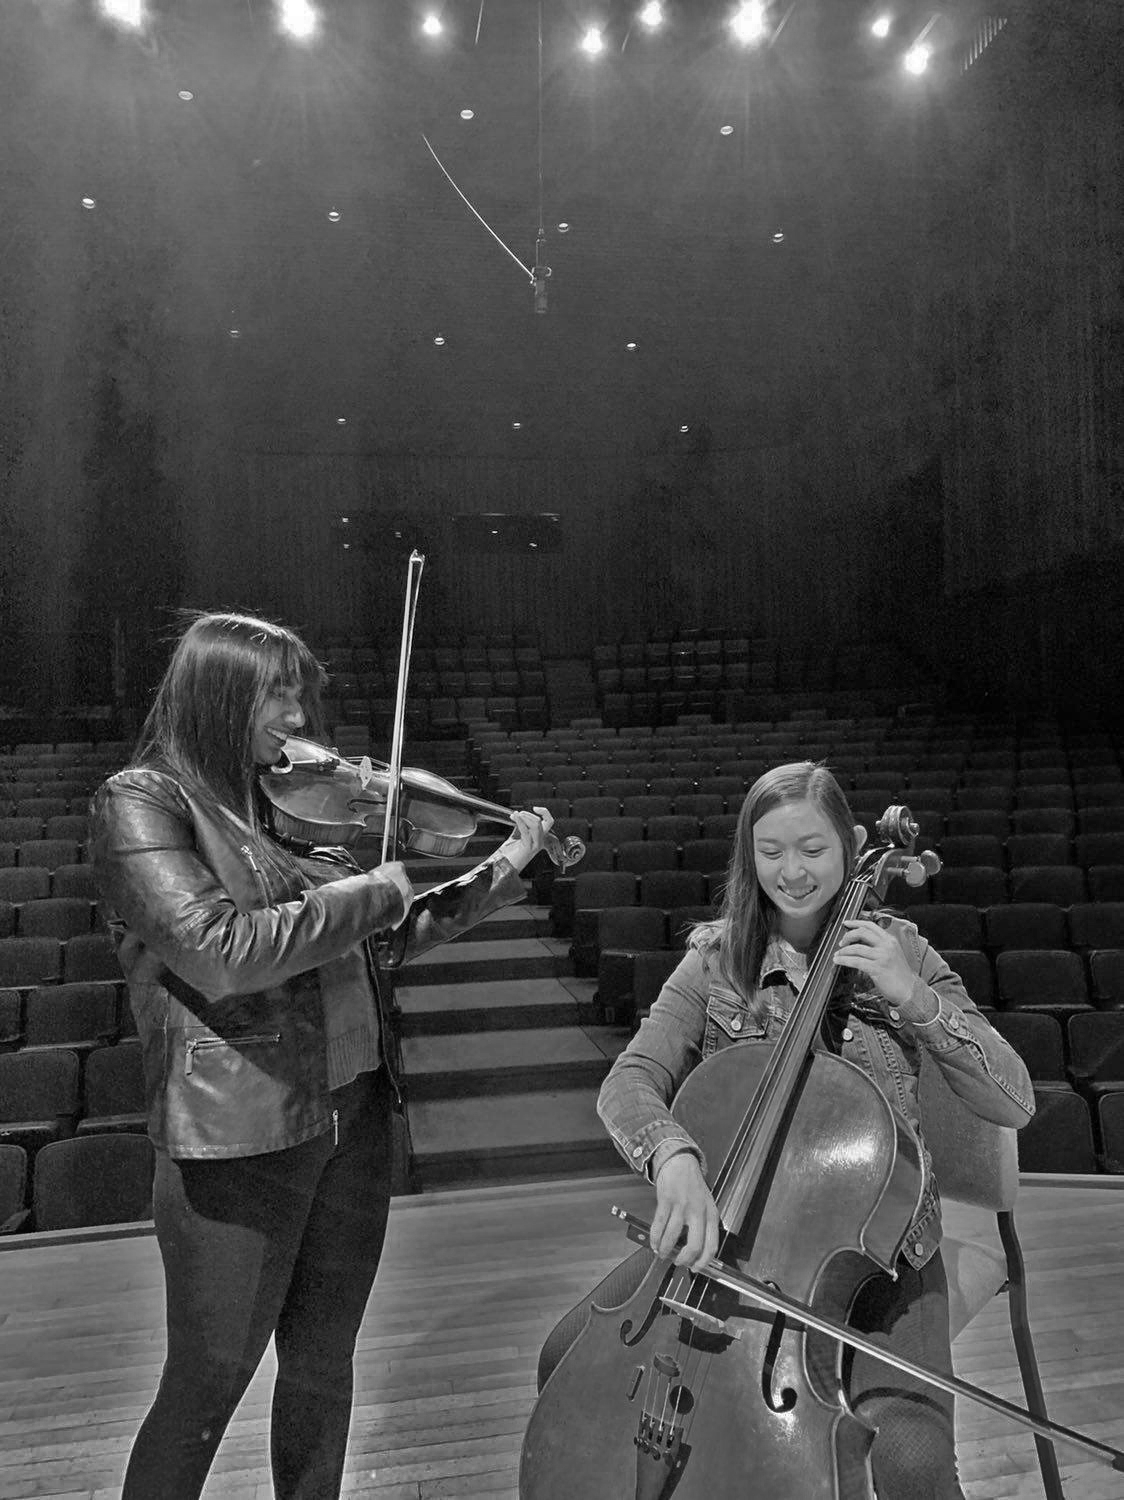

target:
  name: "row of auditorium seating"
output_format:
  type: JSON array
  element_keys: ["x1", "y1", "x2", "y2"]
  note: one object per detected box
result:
[
  {"x1": 320, "y1": 640, "x2": 542, "y2": 675},
  {"x1": 0, "y1": 740, "x2": 128, "y2": 762},
  {"x1": 0, "y1": 865, "x2": 96, "y2": 900},
  {"x1": 326, "y1": 693, "x2": 549, "y2": 733},
  {"x1": 0, "y1": 1134, "x2": 153, "y2": 1234},
  {"x1": 327, "y1": 668, "x2": 547, "y2": 696},
  {"x1": 0, "y1": 1023, "x2": 151, "y2": 1231},
  {"x1": 0, "y1": 933, "x2": 121, "y2": 992},
  {"x1": 0, "y1": 840, "x2": 89, "y2": 871},
  {"x1": 0, "y1": 981, "x2": 133, "y2": 1053},
  {"x1": 1, "y1": 896, "x2": 103, "y2": 940}
]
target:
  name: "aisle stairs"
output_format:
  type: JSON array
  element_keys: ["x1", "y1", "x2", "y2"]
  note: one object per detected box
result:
[
  {"x1": 392, "y1": 848, "x2": 631, "y2": 1190},
  {"x1": 347, "y1": 733, "x2": 633, "y2": 1190}
]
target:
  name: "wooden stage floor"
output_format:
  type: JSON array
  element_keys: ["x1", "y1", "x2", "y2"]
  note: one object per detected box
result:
[{"x1": 1, "y1": 1173, "x2": 1122, "y2": 1499}]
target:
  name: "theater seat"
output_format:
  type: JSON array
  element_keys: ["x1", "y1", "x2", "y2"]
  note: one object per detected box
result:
[
  {"x1": 1016, "y1": 1085, "x2": 1097, "y2": 1173},
  {"x1": 32, "y1": 1132, "x2": 155, "y2": 1230},
  {"x1": 0, "y1": 1048, "x2": 80, "y2": 1156},
  {"x1": 0, "y1": 1144, "x2": 30, "y2": 1234}
]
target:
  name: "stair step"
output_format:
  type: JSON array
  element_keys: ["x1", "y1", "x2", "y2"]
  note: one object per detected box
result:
[
  {"x1": 398, "y1": 937, "x2": 568, "y2": 985},
  {"x1": 402, "y1": 1025, "x2": 624, "y2": 1097},
  {"x1": 408, "y1": 1088, "x2": 627, "y2": 1187},
  {"x1": 456, "y1": 907, "x2": 550, "y2": 942},
  {"x1": 395, "y1": 977, "x2": 585, "y2": 1034}
]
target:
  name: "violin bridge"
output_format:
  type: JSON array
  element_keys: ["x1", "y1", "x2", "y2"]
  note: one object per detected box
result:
[{"x1": 658, "y1": 1295, "x2": 741, "y2": 1339}]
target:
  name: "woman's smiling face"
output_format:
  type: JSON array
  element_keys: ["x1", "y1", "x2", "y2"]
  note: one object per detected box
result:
[
  {"x1": 251, "y1": 679, "x2": 305, "y2": 765},
  {"x1": 752, "y1": 797, "x2": 849, "y2": 943}
]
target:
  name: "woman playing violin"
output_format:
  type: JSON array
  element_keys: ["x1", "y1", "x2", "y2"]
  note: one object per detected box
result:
[
  {"x1": 91, "y1": 610, "x2": 554, "y2": 1500},
  {"x1": 597, "y1": 761, "x2": 1034, "y2": 1499}
]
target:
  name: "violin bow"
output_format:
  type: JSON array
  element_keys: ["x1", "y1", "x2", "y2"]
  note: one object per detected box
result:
[{"x1": 380, "y1": 550, "x2": 426, "y2": 869}]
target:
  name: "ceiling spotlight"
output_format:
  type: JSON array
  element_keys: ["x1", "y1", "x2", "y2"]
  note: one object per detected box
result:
[
  {"x1": 99, "y1": 0, "x2": 146, "y2": 28},
  {"x1": 903, "y1": 41, "x2": 930, "y2": 73},
  {"x1": 730, "y1": 2, "x2": 767, "y2": 45},
  {"x1": 421, "y1": 14, "x2": 442, "y2": 36},
  {"x1": 871, "y1": 14, "x2": 892, "y2": 38},
  {"x1": 336, "y1": 416, "x2": 347, "y2": 425},
  {"x1": 772, "y1": 230, "x2": 785, "y2": 242},
  {"x1": 679, "y1": 424, "x2": 690, "y2": 433},
  {"x1": 433, "y1": 335, "x2": 446, "y2": 346},
  {"x1": 626, "y1": 342, "x2": 637, "y2": 351},
  {"x1": 580, "y1": 26, "x2": 605, "y2": 56},
  {"x1": 178, "y1": 90, "x2": 194, "y2": 101},
  {"x1": 512, "y1": 421, "x2": 522, "y2": 429},
  {"x1": 327, "y1": 208, "x2": 340, "y2": 222},
  {"x1": 720, "y1": 124, "x2": 734, "y2": 135},
  {"x1": 557, "y1": 221, "x2": 571, "y2": 233},
  {"x1": 460, "y1": 108, "x2": 474, "y2": 120},
  {"x1": 639, "y1": 2, "x2": 664, "y2": 27},
  {"x1": 229, "y1": 328, "x2": 242, "y2": 339},
  {"x1": 81, "y1": 197, "x2": 97, "y2": 210},
  {"x1": 276, "y1": 0, "x2": 320, "y2": 41}
]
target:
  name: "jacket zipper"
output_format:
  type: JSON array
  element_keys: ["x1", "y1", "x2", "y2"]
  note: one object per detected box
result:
[
  {"x1": 332, "y1": 1108, "x2": 339, "y2": 1146},
  {"x1": 185, "y1": 1032, "x2": 281, "y2": 1074},
  {"x1": 240, "y1": 844, "x2": 272, "y2": 905}
]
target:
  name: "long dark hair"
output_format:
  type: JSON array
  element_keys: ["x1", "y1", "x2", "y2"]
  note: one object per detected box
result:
[
  {"x1": 133, "y1": 611, "x2": 327, "y2": 859},
  {"x1": 694, "y1": 761, "x2": 858, "y2": 1010}
]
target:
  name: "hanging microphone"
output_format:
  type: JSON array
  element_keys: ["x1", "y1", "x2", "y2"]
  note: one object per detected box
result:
[{"x1": 532, "y1": 229, "x2": 550, "y2": 313}]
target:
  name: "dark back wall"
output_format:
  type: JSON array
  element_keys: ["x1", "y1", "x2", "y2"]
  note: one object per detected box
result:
[{"x1": 0, "y1": 0, "x2": 1120, "y2": 723}]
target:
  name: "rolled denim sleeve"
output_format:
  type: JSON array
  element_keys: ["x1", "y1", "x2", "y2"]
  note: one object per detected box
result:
[
  {"x1": 905, "y1": 934, "x2": 1035, "y2": 1127},
  {"x1": 597, "y1": 949, "x2": 712, "y2": 1178}
]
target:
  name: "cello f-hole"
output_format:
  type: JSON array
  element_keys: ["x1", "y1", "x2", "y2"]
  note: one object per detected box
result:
[{"x1": 761, "y1": 1290, "x2": 799, "y2": 1413}]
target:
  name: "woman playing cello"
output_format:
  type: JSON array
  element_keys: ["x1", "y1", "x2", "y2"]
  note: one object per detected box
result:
[{"x1": 596, "y1": 761, "x2": 1034, "y2": 1498}]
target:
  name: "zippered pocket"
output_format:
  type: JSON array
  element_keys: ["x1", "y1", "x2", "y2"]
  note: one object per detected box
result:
[{"x1": 184, "y1": 1032, "x2": 281, "y2": 1075}]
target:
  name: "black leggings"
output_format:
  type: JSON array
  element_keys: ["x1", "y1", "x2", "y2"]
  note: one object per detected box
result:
[
  {"x1": 122, "y1": 1069, "x2": 394, "y2": 1500},
  {"x1": 846, "y1": 1251, "x2": 966, "y2": 1500}
]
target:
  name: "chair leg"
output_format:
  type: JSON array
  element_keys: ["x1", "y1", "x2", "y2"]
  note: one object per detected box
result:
[{"x1": 997, "y1": 1210, "x2": 1067, "y2": 1500}]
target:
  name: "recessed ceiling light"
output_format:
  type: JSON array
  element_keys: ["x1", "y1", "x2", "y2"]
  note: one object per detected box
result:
[
  {"x1": 772, "y1": 231, "x2": 785, "y2": 242},
  {"x1": 557, "y1": 222, "x2": 570, "y2": 233},
  {"x1": 178, "y1": 90, "x2": 194, "y2": 101},
  {"x1": 433, "y1": 334, "x2": 445, "y2": 346},
  {"x1": 460, "y1": 109, "x2": 474, "y2": 120},
  {"x1": 720, "y1": 124, "x2": 734, "y2": 136},
  {"x1": 327, "y1": 209, "x2": 340, "y2": 222}
]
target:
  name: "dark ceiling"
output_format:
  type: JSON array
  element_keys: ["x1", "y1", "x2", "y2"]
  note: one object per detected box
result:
[{"x1": 0, "y1": 0, "x2": 1070, "y2": 457}]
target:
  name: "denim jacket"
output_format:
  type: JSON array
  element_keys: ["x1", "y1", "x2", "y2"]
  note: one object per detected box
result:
[{"x1": 597, "y1": 913, "x2": 1034, "y2": 1270}]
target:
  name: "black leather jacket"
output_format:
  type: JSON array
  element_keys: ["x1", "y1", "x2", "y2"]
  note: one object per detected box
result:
[{"x1": 91, "y1": 768, "x2": 526, "y2": 1159}]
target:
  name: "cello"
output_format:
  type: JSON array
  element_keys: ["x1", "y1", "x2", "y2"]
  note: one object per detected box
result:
[{"x1": 519, "y1": 806, "x2": 1124, "y2": 1498}]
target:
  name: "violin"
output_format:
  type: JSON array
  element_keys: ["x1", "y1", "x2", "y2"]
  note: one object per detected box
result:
[{"x1": 259, "y1": 733, "x2": 585, "y2": 871}]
